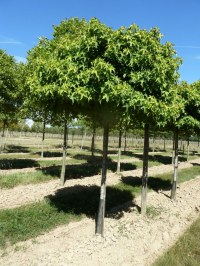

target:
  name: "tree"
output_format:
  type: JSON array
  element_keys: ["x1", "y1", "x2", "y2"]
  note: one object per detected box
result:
[
  {"x1": 106, "y1": 25, "x2": 182, "y2": 214},
  {"x1": 0, "y1": 50, "x2": 25, "y2": 152},
  {"x1": 170, "y1": 81, "x2": 200, "y2": 199},
  {"x1": 26, "y1": 18, "x2": 139, "y2": 235}
]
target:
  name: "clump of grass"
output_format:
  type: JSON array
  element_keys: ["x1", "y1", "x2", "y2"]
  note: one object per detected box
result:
[
  {"x1": 153, "y1": 215, "x2": 200, "y2": 266},
  {"x1": 146, "y1": 206, "x2": 163, "y2": 219}
]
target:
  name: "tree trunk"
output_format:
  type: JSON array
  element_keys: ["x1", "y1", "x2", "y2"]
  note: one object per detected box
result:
[
  {"x1": 0, "y1": 121, "x2": 6, "y2": 154},
  {"x1": 171, "y1": 133, "x2": 175, "y2": 165},
  {"x1": 117, "y1": 128, "x2": 122, "y2": 173},
  {"x1": 163, "y1": 137, "x2": 166, "y2": 151},
  {"x1": 60, "y1": 119, "x2": 68, "y2": 186},
  {"x1": 141, "y1": 124, "x2": 149, "y2": 215},
  {"x1": 3, "y1": 128, "x2": 9, "y2": 151},
  {"x1": 182, "y1": 144, "x2": 185, "y2": 155},
  {"x1": 96, "y1": 123, "x2": 109, "y2": 236},
  {"x1": 187, "y1": 137, "x2": 190, "y2": 161},
  {"x1": 124, "y1": 130, "x2": 127, "y2": 152},
  {"x1": 171, "y1": 128, "x2": 178, "y2": 200},
  {"x1": 80, "y1": 131, "x2": 86, "y2": 150},
  {"x1": 152, "y1": 131, "x2": 155, "y2": 155},
  {"x1": 71, "y1": 132, "x2": 74, "y2": 149},
  {"x1": 91, "y1": 127, "x2": 96, "y2": 157},
  {"x1": 41, "y1": 120, "x2": 46, "y2": 158}
]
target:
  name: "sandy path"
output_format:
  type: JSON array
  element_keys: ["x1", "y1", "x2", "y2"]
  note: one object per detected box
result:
[
  {"x1": 0, "y1": 174, "x2": 200, "y2": 266},
  {"x1": 0, "y1": 158, "x2": 199, "y2": 210}
]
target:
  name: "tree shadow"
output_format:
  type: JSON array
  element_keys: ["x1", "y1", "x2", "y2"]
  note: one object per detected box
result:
[
  {"x1": 121, "y1": 175, "x2": 171, "y2": 192},
  {"x1": 45, "y1": 185, "x2": 134, "y2": 219},
  {"x1": 5, "y1": 145, "x2": 30, "y2": 153},
  {"x1": 41, "y1": 163, "x2": 102, "y2": 179},
  {"x1": 35, "y1": 151, "x2": 63, "y2": 157},
  {"x1": 41, "y1": 156, "x2": 139, "y2": 180},
  {"x1": 72, "y1": 154, "x2": 138, "y2": 171},
  {"x1": 132, "y1": 153, "x2": 181, "y2": 165},
  {"x1": 0, "y1": 159, "x2": 40, "y2": 170},
  {"x1": 192, "y1": 163, "x2": 200, "y2": 167}
]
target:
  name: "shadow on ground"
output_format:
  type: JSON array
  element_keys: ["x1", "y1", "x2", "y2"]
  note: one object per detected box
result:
[
  {"x1": 5, "y1": 145, "x2": 30, "y2": 153},
  {"x1": 45, "y1": 185, "x2": 134, "y2": 218},
  {"x1": 35, "y1": 151, "x2": 63, "y2": 157},
  {"x1": 121, "y1": 175, "x2": 171, "y2": 192},
  {"x1": 41, "y1": 158, "x2": 138, "y2": 180},
  {"x1": 0, "y1": 159, "x2": 40, "y2": 169}
]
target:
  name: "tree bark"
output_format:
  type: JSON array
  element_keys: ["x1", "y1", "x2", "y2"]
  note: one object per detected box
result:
[
  {"x1": 60, "y1": 118, "x2": 68, "y2": 186},
  {"x1": 71, "y1": 132, "x2": 74, "y2": 149},
  {"x1": 0, "y1": 121, "x2": 6, "y2": 154},
  {"x1": 91, "y1": 126, "x2": 96, "y2": 157},
  {"x1": 171, "y1": 128, "x2": 179, "y2": 200},
  {"x1": 96, "y1": 123, "x2": 109, "y2": 236},
  {"x1": 163, "y1": 137, "x2": 166, "y2": 151},
  {"x1": 124, "y1": 129, "x2": 127, "y2": 152},
  {"x1": 171, "y1": 132, "x2": 175, "y2": 165},
  {"x1": 187, "y1": 137, "x2": 190, "y2": 161},
  {"x1": 117, "y1": 128, "x2": 122, "y2": 173},
  {"x1": 152, "y1": 131, "x2": 155, "y2": 155},
  {"x1": 141, "y1": 124, "x2": 149, "y2": 215},
  {"x1": 41, "y1": 120, "x2": 46, "y2": 158},
  {"x1": 80, "y1": 131, "x2": 86, "y2": 150}
]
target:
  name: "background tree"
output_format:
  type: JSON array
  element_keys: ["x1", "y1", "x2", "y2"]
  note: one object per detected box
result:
[{"x1": 0, "y1": 50, "x2": 25, "y2": 152}]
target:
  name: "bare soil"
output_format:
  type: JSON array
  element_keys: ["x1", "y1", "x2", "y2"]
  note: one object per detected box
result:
[{"x1": 0, "y1": 158, "x2": 200, "y2": 265}]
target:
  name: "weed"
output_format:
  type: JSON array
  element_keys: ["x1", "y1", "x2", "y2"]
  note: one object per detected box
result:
[{"x1": 146, "y1": 206, "x2": 163, "y2": 219}]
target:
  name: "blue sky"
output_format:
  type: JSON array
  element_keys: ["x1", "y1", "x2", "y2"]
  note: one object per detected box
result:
[{"x1": 1, "y1": 0, "x2": 200, "y2": 83}]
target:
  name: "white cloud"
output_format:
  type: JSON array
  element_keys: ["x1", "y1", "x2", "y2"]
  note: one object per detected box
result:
[
  {"x1": 14, "y1": 56, "x2": 27, "y2": 63},
  {"x1": 0, "y1": 35, "x2": 22, "y2": 44}
]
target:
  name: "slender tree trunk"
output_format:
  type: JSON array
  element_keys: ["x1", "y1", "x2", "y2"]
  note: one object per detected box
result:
[
  {"x1": 60, "y1": 119, "x2": 68, "y2": 186},
  {"x1": 152, "y1": 131, "x2": 155, "y2": 155},
  {"x1": 3, "y1": 128, "x2": 9, "y2": 151},
  {"x1": 171, "y1": 128, "x2": 179, "y2": 200},
  {"x1": 71, "y1": 132, "x2": 74, "y2": 149},
  {"x1": 183, "y1": 143, "x2": 185, "y2": 155},
  {"x1": 0, "y1": 121, "x2": 6, "y2": 154},
  {"x1": 124, "y1": 129, "x2": 127, "y2": 152},
  {"x1": 141, "y1": 124, "x2": 150, "y2": 215},
  {"x1": 41, "y1": 120, "x2": 46, "y2": 158},
  {"x1": 117, "y1": 128, "x2": 122, "y2": 173},
  {"x1": 187, "y1": 137, "x2": 190, "y2": 161},
  {"x1": 171, "y1": 133, "x2": 175, "y2": 165},
  {"x1": 80, "y1": 131, "x2": 86, "y2": 150},
  {"x1": 163, "y1": 137, "x2": 166, "y2": 151},
  {"x1": 96, "y1": 123, "x2": 109, "y2": 236},
  {"x1": 91, "y1": 127, "x2": 96, "y2": 157}
]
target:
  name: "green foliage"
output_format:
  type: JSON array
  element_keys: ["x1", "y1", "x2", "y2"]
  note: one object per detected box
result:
[
  {"x1": 0, "y1": 50, "x2": 25, "y2": 125},
  {"x1": 173, "y1": 81, "x2": 200, "y2": 135}
]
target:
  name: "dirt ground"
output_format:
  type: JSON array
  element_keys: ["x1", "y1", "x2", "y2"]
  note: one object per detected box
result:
[{"x1": 0, "y1": 158, "x2": 200, "y2": 265}]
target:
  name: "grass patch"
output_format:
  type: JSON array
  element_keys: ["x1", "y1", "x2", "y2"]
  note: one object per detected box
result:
[
  {"x1": 155, "y1": 165, "x2": 200, "y2": 183},
  {"x1": 0, "y1": 185, "x2": 134, "y2": 248},
  {"x1": 0, "y1": 200, "x2": 82, "y2": 248},
  {"x1": 0, "y1": 171, "x2": 58, "y2": 189},
  {"x1": 153, "y1": 215, "x2": 200, "y2": 266}
]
